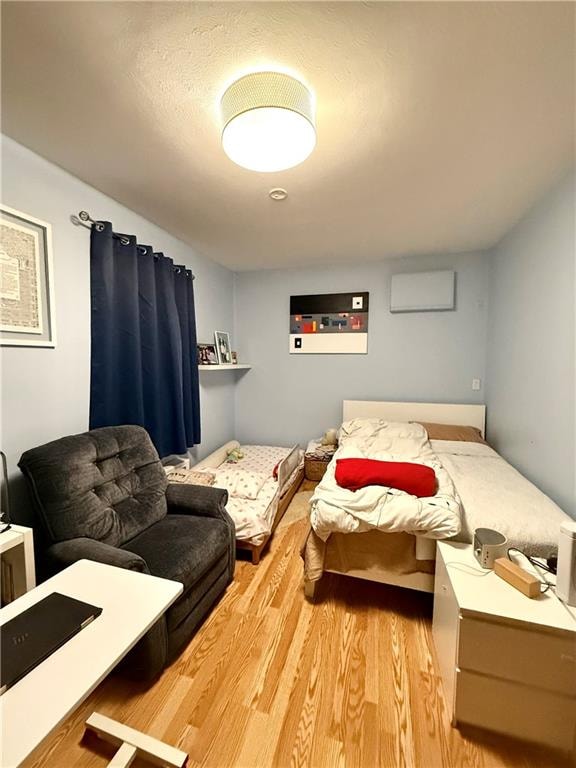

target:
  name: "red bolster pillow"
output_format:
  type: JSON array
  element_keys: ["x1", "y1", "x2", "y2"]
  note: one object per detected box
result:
[{"x1": 335, "y1": 458, "x2": 437, "y2": 497}]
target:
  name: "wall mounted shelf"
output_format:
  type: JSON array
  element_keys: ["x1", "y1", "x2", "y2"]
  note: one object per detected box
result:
[{"x1": 198, "y1": 364, "x2": 251, "y2": 372}]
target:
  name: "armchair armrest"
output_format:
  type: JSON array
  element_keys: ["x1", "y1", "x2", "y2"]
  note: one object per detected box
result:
[
  {"x1": 166, "y1": 484, "x2": 229, "y2": 521},
  {"x1": 46, "y1": 538, "x2": 149, "y2": 574},
  {"x1": 167, "y1": 484, "x2": 236, "y2": 579}
]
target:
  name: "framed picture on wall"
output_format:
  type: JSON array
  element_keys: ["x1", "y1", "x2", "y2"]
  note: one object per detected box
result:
[
  {"x1": 289, "y1": 292, "x2": 369, "y2": 354},
  {"x1": 214, "y1": 331, "x2": 232, "y2": 364},
  {"x1": 0, "y1": 205, "x2": 57, "y2": 347}
]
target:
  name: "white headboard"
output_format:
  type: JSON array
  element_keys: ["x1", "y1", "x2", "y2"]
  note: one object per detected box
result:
[{"x1": 342, "y1": 400, "x2": 486, "y2": 437}]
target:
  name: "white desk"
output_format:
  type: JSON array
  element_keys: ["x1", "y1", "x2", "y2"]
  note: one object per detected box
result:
[{"x1": 0, "y1": 559, "x2": 183, "y2": 767}]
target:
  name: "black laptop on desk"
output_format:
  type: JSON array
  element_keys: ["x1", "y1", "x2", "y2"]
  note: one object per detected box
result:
[{"x1": 0, "y1": 592, "x2": 102, "y2": 694}]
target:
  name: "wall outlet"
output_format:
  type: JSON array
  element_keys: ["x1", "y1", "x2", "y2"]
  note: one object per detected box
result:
[{"x1": 472, "y1": 378, "x2": 481, "y2": 391}]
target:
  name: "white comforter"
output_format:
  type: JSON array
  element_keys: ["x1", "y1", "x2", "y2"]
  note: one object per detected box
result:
[{"x1": 310, "y1": 419, "x2": 462, "y2": 541}]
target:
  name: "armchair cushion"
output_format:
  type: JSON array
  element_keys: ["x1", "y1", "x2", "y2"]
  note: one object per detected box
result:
[
  {"x1": 19, "y1": 425, "x2": 167, "y2": 547},
  {"x1": 123, "y1": 515, "x2": 228, "y2": 586}
]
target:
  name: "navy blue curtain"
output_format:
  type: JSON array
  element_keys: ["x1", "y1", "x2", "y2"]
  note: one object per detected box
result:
[{"x1": 90, "y1": 221, "x2": 201, "y2": 457}]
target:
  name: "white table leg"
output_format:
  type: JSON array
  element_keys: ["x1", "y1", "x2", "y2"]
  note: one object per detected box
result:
[
  {"x1": 86, "y1": 712, "x2": 188, "y2": 768},
  {"x1": 21, "y1": 526, "x2": 36, "y2": 590},
  {"x1": 109, "y1": 742, "x2": 138, "y2": 768},
  {"x1": 10, "y1": 524, "x2": 36, "y2": 590}
]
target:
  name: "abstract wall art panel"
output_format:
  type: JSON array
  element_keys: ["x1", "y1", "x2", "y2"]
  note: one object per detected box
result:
[{"x1": 289, "y1": 292, "x2": 369, "y2": 354}]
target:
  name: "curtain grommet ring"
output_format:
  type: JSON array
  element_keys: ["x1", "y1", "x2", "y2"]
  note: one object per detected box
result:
[{"x1": 95, "y1": 222, "x2": 105, "y2": 232}]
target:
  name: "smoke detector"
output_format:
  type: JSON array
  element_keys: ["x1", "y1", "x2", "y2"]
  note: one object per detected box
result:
[{"x1": 269, "y1": 188, "x2": 288, "y2": 201}]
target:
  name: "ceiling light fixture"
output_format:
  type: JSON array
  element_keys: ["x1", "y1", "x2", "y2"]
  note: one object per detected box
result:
[{"x1": 221, "y1": 72, "x2": 316, "y2": 173}]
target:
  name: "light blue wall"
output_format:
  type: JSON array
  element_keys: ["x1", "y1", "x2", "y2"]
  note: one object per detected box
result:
[
  {"x1": 1, "y1": 137, "x2": 236, "y2": 521},
  {"x1": 234, "y1": 253, "x2": 490, "y2": 446},
  {"x1": 486, "y1": 173, "x2": 575, "y2": 517},
  {"x1": 5, "y1": 135, "x2": 572, "y2": 527}
]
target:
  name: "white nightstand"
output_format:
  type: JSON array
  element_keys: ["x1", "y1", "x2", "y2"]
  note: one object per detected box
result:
[
  {"x1": 433, "y1": 541, "x2": 576, "y2": 752},
  {"x1": 0, "y1": 524, "x2": 36, "y2": 602}
]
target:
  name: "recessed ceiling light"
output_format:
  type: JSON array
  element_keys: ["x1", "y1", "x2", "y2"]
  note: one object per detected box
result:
[
  {"x1": 221, "y1": 72, "x2": 316, "y2": 173},
  {"x1": 269, "y1": 188, "x2": 288, "y2": 201}
]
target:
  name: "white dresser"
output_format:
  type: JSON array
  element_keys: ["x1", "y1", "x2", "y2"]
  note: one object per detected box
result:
[{"x1": 433, "y1": 541, "x2": 576, "y2": 752}]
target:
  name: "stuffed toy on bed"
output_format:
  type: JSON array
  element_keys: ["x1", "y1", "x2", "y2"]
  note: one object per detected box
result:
[{"x1": 226, "y1": 447, "x2": 244, "y2": 463}]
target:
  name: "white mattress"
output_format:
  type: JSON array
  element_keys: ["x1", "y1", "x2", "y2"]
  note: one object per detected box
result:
[{"x1": 431, "y1": 440, "x2": 570, "y2": 558}]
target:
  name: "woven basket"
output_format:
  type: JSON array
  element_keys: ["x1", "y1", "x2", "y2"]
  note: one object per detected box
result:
[{"x1": 305, "y1": 457, "x2": 329, "y2": 482}]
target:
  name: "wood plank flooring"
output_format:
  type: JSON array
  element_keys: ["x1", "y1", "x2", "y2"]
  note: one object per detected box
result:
[{"x1": 24, "y1": 482, "x2": 571, "y2": 768}]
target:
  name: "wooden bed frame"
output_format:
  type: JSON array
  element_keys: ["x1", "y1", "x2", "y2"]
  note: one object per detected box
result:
[
  {"x1": 237, "y1": 466, "x2": 305, "y2": 564},
  {"x1": 304, "y1": 399, "x2": 486, "y2": 598}
]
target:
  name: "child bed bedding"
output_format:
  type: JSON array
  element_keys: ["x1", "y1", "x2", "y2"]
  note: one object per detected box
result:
[
  {"x1": 190, "y1": 441, "x2": 303, "y2": 548},
  {"x1": 213, "y1": 444, "x2": 302, "y2": 546}
]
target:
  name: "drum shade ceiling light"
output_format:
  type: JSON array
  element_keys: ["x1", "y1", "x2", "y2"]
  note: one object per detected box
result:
[{"x1": 221, "y1": 72, "x2": 316, "y2": 172}]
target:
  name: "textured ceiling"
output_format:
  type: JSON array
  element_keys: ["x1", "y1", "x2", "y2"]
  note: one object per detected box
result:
[{"x1": 2, "y1": 2, "x2": 574, "y2": 270}]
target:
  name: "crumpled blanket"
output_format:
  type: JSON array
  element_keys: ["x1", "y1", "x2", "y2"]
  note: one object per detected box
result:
[{"x1": 310, "y1": 419, "x2": 462, "y2": 541}]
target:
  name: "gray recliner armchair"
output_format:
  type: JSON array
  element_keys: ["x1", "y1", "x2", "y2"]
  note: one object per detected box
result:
[{"x1": 18, "y1": 425, "x2": 235, "y2": 680}]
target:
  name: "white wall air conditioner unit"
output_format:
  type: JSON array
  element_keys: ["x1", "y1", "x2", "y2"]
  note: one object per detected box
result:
[{"x1": 390, "y1": 270, "x2": 455, "y2": 313}]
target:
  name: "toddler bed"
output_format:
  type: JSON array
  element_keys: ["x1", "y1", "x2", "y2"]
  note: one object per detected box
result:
[
  {"x1": 303, "y1": 400, "x2": 571, "y2": 597},
  {"x1": 172, "y1": 440, "x2": 304, "y2": 564}
]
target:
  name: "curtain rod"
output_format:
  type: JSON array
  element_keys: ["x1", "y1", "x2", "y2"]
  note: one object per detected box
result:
[
  {"x1": 70, "y1": 210, "x2": 194, "y2": 278},
  {"x1": 70, "y1": 210, "x2": 99, "y2": 231},
  {"x1": 71, "y1": 210, "x2": 132, "y2": 246}
]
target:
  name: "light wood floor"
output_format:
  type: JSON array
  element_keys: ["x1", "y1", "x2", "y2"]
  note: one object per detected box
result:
[{"x1": 25, "y1": 482, "x2": 570, "y2": 768}]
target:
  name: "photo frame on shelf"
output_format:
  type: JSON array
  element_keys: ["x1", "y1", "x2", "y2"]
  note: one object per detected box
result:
[
  {"x1": 197, "y1": 343, "x2": 218, "y2": 365},
  {"x1": 0, "y1": 205, "x2": 57, "y2": 347},
  {"x1": 214, "y1": 331, "x2": 232, "y2": 364}
]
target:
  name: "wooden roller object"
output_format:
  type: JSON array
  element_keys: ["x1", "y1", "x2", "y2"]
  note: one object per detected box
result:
[{"x1": 494, "y1": 558, "x2": 541, "y2": 598}]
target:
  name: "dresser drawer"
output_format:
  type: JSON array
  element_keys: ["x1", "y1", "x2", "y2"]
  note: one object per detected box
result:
[
  {"x1": 455, "y1": 669, "x2": 576, "y2": 751},
  {"x1": 458, "y1": 616, "x2": 576, "y2": 695}
]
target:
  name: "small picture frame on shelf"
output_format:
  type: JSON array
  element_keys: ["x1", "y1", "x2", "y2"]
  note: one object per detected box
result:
[
  {"x1": 214, "y1": 331, "x2": 232, "y2": 364},
  {"x1": 231, "y1": 351, "x2": 238, "y2": 364},
  {"x1": 197, "y1": 343, "x2": 218, "y2": 365}
]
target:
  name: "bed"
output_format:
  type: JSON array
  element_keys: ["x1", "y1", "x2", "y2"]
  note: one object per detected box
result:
[
  {"x1": 186, "y1": 440, "x2": 304, "y2": 564},
  {"x1": 302, "y1": 400, "x2": 570, "y2": 597}
]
